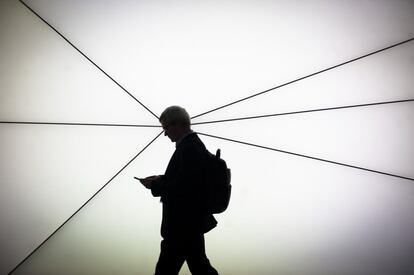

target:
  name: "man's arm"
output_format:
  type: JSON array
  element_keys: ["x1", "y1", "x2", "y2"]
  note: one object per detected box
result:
[
  {"x1": 142, "y1": 144, "x2": 205, "y2": 198},
  {"x1": 158, "y1": 145, "x2": 205, "y2": 198}
]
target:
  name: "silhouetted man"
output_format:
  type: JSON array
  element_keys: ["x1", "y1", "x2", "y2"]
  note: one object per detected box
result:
[{"x1": 140, "y1": 106, "x2": 219, "y2": 275}]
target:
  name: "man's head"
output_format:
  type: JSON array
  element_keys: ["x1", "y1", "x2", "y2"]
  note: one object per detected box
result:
[{"x1": 159, "y1": 106, "x2": 191, "y2": 142}]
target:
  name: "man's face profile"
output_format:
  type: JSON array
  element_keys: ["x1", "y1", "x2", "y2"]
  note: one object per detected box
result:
[{"x1": 162, "y1": 122, "x2": 182, "y2": 142}]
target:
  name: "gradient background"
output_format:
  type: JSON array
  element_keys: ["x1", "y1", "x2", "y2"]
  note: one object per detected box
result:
[{"x1": 1, "y1": 0, "x2": 414, "y2": 274}]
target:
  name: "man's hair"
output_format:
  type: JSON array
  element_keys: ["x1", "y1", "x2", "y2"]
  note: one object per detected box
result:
[{"x1": 159, "y1": 106, "x2": 191, "y2": 127}]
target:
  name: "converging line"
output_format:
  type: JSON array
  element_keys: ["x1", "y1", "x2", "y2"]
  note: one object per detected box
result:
[
  {"x1": 0, "y1": 120, "x2": 161, "y2": 128},
  {"x1": 18, "y1": 0, "x2": 159, "y2": 120},
  {"x1": 191, "y1": 37, "x2": 414, "y2": 120},
  {"x1": 191, "y1": 99, "x2": 414, "y2": 125},
  {"x1": 8, "y1": 130, "x2": 164, "y2": 275},
  {"x1": 197, "y1": 132, "x2": 414, "y2": 182}
]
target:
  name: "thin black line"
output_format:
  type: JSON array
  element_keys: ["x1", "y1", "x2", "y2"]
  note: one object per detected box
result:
[
  {"x1": 18, "y1": 0, "x2": 159, "y2": 120},
  {"x1": 191, "y1": 99, "x2": 414, "y2": 125},
  {"x1": 8, "y1": 130, "x2": 164, "y2": 275},
  {"x1": 0, "y1": 120, "x2": 161, "y2": 128},
  {"x1": 197, "y1": 132, "x2": 414, "y2": 182},
  {"x1": 191, "y1": 37, "x2": 414, "y2": 120}
]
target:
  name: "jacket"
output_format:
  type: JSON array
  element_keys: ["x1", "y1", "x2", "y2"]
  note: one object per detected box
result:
[{"x1": 151, "y1": 132, "x2": 217, "y2": 238}]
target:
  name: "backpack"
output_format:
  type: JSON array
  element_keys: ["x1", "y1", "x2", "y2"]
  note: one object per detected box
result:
[{"x1": 203, "y1": 148, "x2": 232, "y2": 214}]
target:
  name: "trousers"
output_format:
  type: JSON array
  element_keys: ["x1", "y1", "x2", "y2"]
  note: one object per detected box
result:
[{"x1": 154, "y1": 234, "x2": 219, "y2": 275}]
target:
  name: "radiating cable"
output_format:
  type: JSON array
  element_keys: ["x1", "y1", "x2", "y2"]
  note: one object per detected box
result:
[
  {"x1": 191, "y1": 37, "x2": 414, "y2": 120},
  {"x1": 0, "y1": 120, "x2": 161, "y2": 128},
  {"x1": 191, "y1": 98, "x2": 414, "y2": 125},
  {"x1": 197, "y1": 132, "x2": 414, "y2": 182},
  {"x1": 18, "y1": 0, "x2": 159, "y2": 120},
  {"x1": 8, "y1": 130, "x2": 164, "y2": 275}
]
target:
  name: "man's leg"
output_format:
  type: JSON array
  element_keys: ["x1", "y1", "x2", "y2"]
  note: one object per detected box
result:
[
  {"x1": 185, "y1": 235, "x2": 219, "y2": 275},
  {"x1": 154, "y1": 239, "x2": 185, "y2": 275}
]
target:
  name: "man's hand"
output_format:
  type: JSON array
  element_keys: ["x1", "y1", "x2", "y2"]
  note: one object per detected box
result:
[{"x1": 139, "y1": 175, "x2": 161, "y2": 189}]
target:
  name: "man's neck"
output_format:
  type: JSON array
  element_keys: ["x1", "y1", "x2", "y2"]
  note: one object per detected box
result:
[{"x1": 176, "y1": 129, "x2": 193, "y2": 147}]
